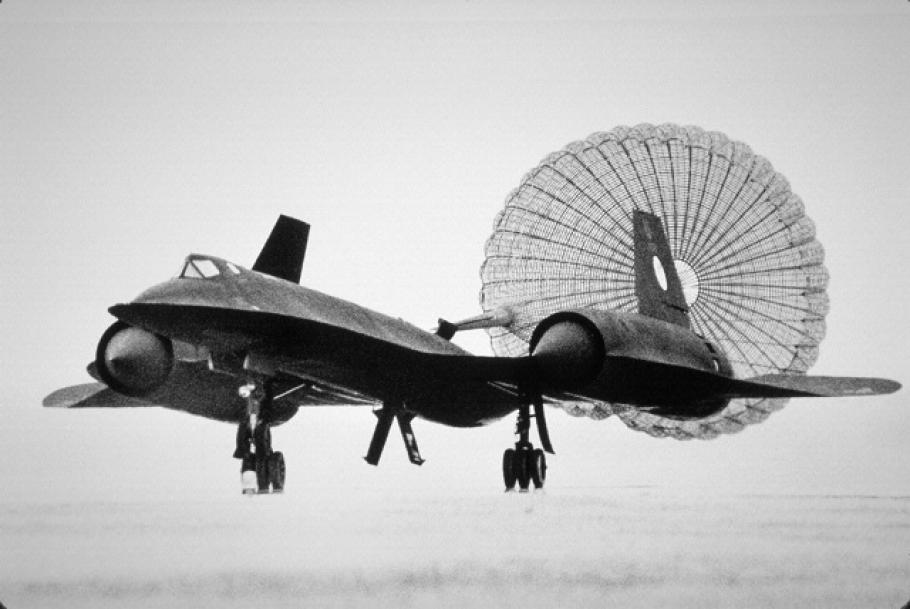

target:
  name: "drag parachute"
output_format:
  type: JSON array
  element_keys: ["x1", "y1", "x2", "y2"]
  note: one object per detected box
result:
[{"x1": 480, "y1": 123, "x2": 829, "y2": 440}]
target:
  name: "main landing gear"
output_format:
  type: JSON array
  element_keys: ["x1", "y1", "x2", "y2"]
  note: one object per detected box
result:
[
  {"x1": 234, "y1": 380, "x2": 286, "y2": 495},
  {"x1": 503, "y1": 389, "x2": 554, "y2": 492}
]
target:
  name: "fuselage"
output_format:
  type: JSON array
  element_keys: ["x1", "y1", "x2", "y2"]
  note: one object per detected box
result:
[
  {"x1": 136, "y1": 255, "x2": 467, "y2": 357},
  {"x1": 108, "y1": 254, "x2": 736, "y2": 426},
  {"x1": 111, "y1": 255, "x2": 521, "y2": 426}
]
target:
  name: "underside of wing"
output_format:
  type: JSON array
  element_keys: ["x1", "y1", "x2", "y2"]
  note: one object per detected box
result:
[
  {"x1": 43, "y1": 383, "x2": 153, "y2": 409},
  {"x1": 738, "y1": 374, "x2": 901, "y2": 398},
  {"x1": 46, "y1": 358, "x2": 378, "y2": 424},
  {"x1": 272, "y1": 375, "x2": 380, "y2": 407}
]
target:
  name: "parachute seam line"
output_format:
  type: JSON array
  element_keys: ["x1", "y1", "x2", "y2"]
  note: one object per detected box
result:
[
  {"x1": 686, "y1": 165, "x2": 757, "y2": 270},
  {"x1": 513, "y1": 295, "x2": 640, "y2": 322},
  {"x1": 697, "y1": 294, "x2": 796, "y2": 369},
  {"x1": 539, "y1": 150, "x2": 632, "y2": 245},
  {"x1": 542, "y1": 151, "x2": 621, "y2": 240},
  {"x1": 481, "y1": 230, "x2": 628, "y2": 270},
  {"x1": 697, "y1": 285, "x2": 824, "y2": 317},
  {"x1": 592, "y1": 142, "x2": 644, "y2": 236},
  {"x1": 678, "y1": 142, "x2": 696, "y2": 261},
  {"x1": 691, "y1": 194, "x2": 782, "y2": 271},
  {"x1": 636, "y1": 136, "x2": 664, "y2": 223},
  {"x1": 567, "y1": 147, "x2": 638, "y2": 244},
  {"x1": 664, "y1": 139, "x2": 679, "y2": 246},
  {"x1": 706, "y1": 339, "x2": 816, "y2": 347},
  {"x1": 695, "y1": 210, "x2": 797, "y2": 273},
  {"x1": 700, "y1": 260, "x2": 824, "y2": 284},
  {"x1": 483, "y1": 276, "x2": 634, "y2": 288},
  {"x1": 498, "y1": 286, "x2": 637, "y2": 308},
  {"x1": 514, "y1": 172, "x2": 610, "y2": 242},
  {"x1": 622, "y1": 138, "x2": 660, "y2": 219},
  {"x1": 666, "y1": 139, "x2": 684, "y2": 250},
  {"x1": 701, "y1": 216, "x2": 796, "y2": 272},
  {"x1": 685, "y1": 152, "x2": 735, "y2": 263},
  {"x1": 680, "y1": 146, "x2": 714, "y2": 261},
  {"x1": 643, "y1": 137, "x2": 675, "y2": 251},
  {"x1": 588, "y1": 145, "x2": 640, "y2": 240},
  {"x1": 571, "y1": 143, "x2": 633, "y2": 238},
  {"x1": 486, "y1": 225, "x2": 634, "y2": 264},
  {"x1": 483, "y1": 254, "x2": 636, "y2": 277},
  {"x1": 699, "y1": 238, "x2": 818, "y2": 280},
  {"x1": 688, "y1": 176, "x2": 774, "y2": 270},
  {"x1": 510, "y1": 185, "x2": 634, "y2": 261},
  {"x1": 700, "y1": 283, "x2": 823, "y2": 302},
  {"x1": 689, "y1": 158, "x2": 752, "y2": 268},
  {"x1": 695, "y1": 299, "x2": 763, "y2": 365},
  {"x1": 482, "y1": 227, "x2": 633, "y2": 268},
  {"x1": 699, "y1": 285, "x2": 821, "y2": 343},
  {"x1": 695, "y1": 306, "x2": 764, "y2": 373}
]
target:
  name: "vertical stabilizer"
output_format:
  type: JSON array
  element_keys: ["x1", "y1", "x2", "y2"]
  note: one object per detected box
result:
[
  {"x1": 633, "y1": 210, "x2": 690, "y2": 328},
  {"x1": 252, "y1": 215, "x2": 310, "y2": 284}
]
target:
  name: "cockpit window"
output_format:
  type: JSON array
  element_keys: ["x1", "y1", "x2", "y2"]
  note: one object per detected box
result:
[{"x1": 180, "y1": 258, "x2": 221, "y2": 279}]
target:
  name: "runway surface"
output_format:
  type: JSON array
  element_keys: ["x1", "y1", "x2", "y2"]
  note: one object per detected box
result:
[{"x1": 2, "y1": 486, "x2": 908, "y2": 608}]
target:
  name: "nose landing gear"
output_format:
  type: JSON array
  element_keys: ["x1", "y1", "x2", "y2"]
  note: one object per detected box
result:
[
  {"x1": 503, "y1": 388, "x2": 553, "y2": 492},
  {"x1": 235, "y1": 381, "x2": 286, "y2": 495}
]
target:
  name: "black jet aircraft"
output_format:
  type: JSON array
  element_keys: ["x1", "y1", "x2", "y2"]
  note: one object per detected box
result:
[{"x1": 45, "y1": 213, "x2": 900, "y2": 494}]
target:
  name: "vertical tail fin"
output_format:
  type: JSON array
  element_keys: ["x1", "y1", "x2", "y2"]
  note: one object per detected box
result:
[
  {"x1": 633, "y1": 210, "x2": 690, "y2": 328},
  {"x1": 252, "y1": 215, "x2": 310, "y2": 284}
]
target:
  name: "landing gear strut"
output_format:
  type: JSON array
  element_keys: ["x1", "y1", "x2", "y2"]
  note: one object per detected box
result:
[
  {"x1": 235, "y1": 380, "x2": 286, "y2": 495},
  {"x1": 503, "y1": 388, "x2": 553, "y2": 492},
  {"x1": 363, "y1": 400, "x2": 425, "y2": 467}
]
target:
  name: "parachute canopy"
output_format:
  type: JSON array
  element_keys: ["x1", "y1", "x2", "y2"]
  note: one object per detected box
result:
[{"x1": 480, "y1": 124, "x2": 829, "y2": 440}]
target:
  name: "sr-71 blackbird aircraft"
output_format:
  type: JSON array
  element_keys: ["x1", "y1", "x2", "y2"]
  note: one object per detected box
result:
[{"x1": 45, "y1": 213, "x2": 900, "y2": 494}]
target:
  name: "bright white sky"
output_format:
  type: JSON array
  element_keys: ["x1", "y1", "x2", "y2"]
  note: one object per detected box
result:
[{"x1": 1, "y1": 0, "x2": 907, "y2": 499}]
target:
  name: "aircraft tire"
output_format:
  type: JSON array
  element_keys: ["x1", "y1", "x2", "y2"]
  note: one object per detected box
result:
[
  {"x1": 530, "y1": 449, "x2": 546, "y2": 489},
  {"x1": 516, "y1": 449, "x2": 531, "y2": 491},
  {"x1": 240, "y1": 454, "x2": 258, "y2": 495},
  {"x1": 268, "y1": 452, "x2": 286, "y2": 492},
  {"x1": 502, "y1": 448, "x2": 518, "y2": 490},
  {"x1": 255, "y1": 454, "x2": 271, "y2": 493}
]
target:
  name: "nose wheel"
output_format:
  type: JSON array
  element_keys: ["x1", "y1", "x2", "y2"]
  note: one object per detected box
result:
[{"x1": 503, "y1": 389, "x2": 553, "y2": 492}]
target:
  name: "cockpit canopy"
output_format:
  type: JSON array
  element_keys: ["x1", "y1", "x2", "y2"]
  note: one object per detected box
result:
[{"x1": 178, "y1": 255, "x2": 241, "y2": 280}]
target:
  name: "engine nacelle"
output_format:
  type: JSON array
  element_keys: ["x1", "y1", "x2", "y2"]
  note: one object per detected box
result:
[
  {"x1": 528, "y1": 309, "x2": 732, "y2": 418},
  {"x1": 528, "y1": 312, "x2": 606, "y2": 387},
  {"x1": 95, "y1": 321, "x2": 174, "y2": 397}
]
